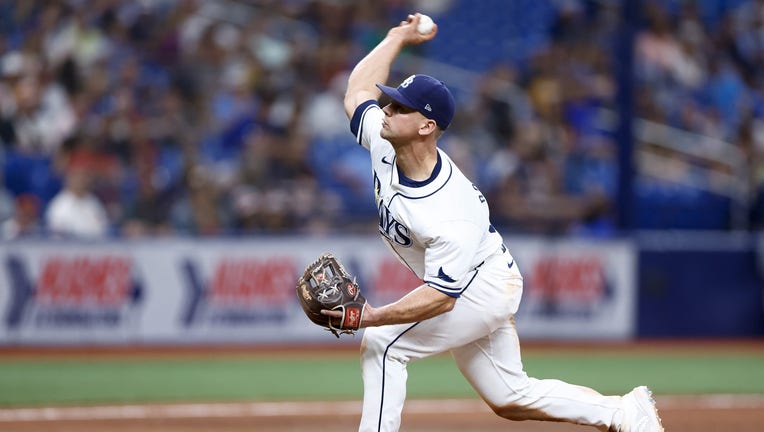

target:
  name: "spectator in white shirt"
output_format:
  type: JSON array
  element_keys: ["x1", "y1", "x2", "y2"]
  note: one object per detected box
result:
[{"x1": 45, "y1": 152, "x2": 109, "y2": 238}]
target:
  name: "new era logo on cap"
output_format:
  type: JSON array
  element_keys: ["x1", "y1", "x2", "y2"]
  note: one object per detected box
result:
[{"x1": 376, "y1": 74, "x2": 455, "y2": 130}]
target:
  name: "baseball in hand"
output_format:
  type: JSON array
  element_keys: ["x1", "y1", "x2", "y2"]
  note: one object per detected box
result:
[{"x1": 417, "y1": 14, "x2": 435, "y2": 35}]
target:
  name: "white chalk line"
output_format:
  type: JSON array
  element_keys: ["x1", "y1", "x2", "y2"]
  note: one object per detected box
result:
[{"x1": 0, "y1": 395, "x2": 763, "y2": 422}]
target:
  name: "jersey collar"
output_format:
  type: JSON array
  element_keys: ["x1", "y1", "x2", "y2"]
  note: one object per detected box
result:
[
  {"x1": 397, "y1": 151, "x2": 442, "y2": 188},
  {"x1": 391, "y1": 149, "x2": 453, "y2": 199}
]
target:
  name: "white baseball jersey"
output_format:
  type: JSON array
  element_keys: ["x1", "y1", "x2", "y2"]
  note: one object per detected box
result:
[
  {"x1": 349, "y1": 100, "x2": 628, "y2": 432},
  {"x1": 351, "y1": 100, "x2": 505, "y2": 297}
]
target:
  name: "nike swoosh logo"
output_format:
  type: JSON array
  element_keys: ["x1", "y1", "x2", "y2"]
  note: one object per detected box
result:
[
  {"x1": 381, "y1": 156, "x2": 392, "y2": 165},
  {"x1": 508, "y1": 260, "x2": 514, "y2": 269}
]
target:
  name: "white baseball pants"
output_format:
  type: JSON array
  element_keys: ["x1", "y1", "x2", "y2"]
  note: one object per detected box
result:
[{"x1": 358, "y1": 249, "x2": 623, "y2": 432}]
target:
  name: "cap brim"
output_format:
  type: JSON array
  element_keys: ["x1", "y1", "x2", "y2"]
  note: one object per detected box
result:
[{"x1": 376, "y1": 84, "x2": 418, "y2": 110}]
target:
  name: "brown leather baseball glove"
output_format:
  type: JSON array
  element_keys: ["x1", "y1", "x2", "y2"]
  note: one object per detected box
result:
[{"x1": 296, "y1": 253, "x2": 366, "y2": 338}]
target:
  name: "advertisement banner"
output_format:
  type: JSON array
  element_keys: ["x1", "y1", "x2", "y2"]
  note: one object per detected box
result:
[
  {"x1": 0, "y1": 236, "x2": 635, "y2": 345},
  {"x1": 509, "y1": 238, "x2": 636, "y2": 339},
  {"x1": 0, "y1": 243, "x2": 146, "y2": 344}
]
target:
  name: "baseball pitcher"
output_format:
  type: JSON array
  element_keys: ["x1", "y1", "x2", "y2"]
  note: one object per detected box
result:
[{"x1": 312, "y1": 13, "x2": 663, "y2": 432}]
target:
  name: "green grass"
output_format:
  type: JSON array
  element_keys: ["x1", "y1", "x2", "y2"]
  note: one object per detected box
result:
[
  {"x1": 0, "y1": 350, "x2": 762, "y2": 407},
  {"x1": 407, "y1": 351, "x2": 764, "y2": 398},
  {"x1": 520, "y1": 353, "x2": 764, "y2": 395},
  {"x1": 0, "y1": 357, "x2": 363, "y2": 406}
]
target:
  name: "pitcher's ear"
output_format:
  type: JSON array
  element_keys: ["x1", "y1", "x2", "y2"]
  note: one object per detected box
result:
[{"x1": 419, "y1": 118, "x2": 437, "y2": 136}]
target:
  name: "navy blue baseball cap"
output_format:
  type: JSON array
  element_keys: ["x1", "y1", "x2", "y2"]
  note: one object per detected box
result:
[{"x1": 376, "y1": 74, "x2": 455, "y2": 130}]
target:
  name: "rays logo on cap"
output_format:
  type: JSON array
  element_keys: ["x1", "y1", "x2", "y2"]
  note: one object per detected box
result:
[{"x1": 376, "y1": 74, "x2": 455, "y2": 130}]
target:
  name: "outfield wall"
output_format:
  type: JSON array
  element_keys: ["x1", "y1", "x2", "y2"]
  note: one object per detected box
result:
[
  {"x1": 0, "y1": 236, "x2": 637, "y2": 345},
  {"x1": 637, "y1": 232, "x2": 764, "y2": 337}
]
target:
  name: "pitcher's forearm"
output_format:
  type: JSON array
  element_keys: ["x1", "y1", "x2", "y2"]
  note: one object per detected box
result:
[
  {"x1": 344, "y1": 34, "x2": 406, "y2": 117},
  {"x1": 343, "y1": 14, "x2": 437, "y2": 118},
  {"x1": 361, "y1": 284, "x2": 456, "y2": 327}
]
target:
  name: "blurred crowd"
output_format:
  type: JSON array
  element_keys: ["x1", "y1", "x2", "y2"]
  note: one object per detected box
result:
[{"x1": 0, "y1": 0, "x2": 763, "y2": 239}]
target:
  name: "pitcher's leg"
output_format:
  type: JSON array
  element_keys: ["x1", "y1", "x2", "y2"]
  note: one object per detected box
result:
[
  {"x1": 452, "y1": 320, "x2": 624, "y2": 431},
  {"x1": 358, "y1": 300, "x2": 496, "y2": 432},
  {"x1": 358, "y1": 324, "x2": 416, "y2": 432}
]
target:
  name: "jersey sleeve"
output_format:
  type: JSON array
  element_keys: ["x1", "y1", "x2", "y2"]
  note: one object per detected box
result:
[
  {"x1": 350, "y1": 100, "x2": 383, "y2": 151},
  {"x1": 422, "y1": 221, "x2": 483, "y2": 298}
]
